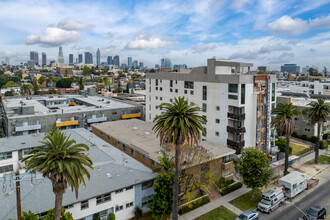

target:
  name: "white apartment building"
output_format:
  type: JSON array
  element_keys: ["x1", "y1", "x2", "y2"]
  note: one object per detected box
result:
[
  {"x1": 146, "y1": 58, "x2": 277, "y2": 154},
  {"x1": 0, "y1": 128, "x2": 156, "y2": 220},
  {"x1": 277, "y1": 79, "x2": 330, "y2": 96}
]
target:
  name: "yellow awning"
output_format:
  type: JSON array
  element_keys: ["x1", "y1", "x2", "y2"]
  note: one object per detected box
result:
[
  {"x1": 56, "y1": 120, "x2": 79, "y2": 127},
  {"x1": 121, "y1": 113, "x2": 141, "y2": 119}
]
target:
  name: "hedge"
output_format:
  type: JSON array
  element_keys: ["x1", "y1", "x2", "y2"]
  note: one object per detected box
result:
[
  {"x1": 178, "y1": 196, "x2": 210, "y2": 215},
  {"x1": 220, "y1": 182, "x2": 243, "y2": 196},
  {"x1": 320, "y1": 140, "x2": 329, "y2": 150},
  {"x1": 215, "y1": 179, "x2": 233, "y2": 189}
]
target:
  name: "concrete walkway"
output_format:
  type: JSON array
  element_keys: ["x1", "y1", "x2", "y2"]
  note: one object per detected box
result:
[{"x1": 179, "y1": 185, "x2": 251, "y2": 220}]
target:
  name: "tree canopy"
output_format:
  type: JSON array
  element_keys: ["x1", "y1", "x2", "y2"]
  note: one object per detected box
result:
[{"x1": 56, "y1": 78, "x2": 73, "y2": 88}]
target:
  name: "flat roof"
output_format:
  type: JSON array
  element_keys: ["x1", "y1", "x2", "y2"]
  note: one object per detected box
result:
[
  {"x1": 277, "y1": 96, "x2": 330, "y2": 107},
  {"x1": 0, "y1": 128, "x2": 156, "y2": 219},
  {"x1": 2, "y1": 95, "x2": 137, "y2": 118},
  {"x1": 92, "y1": 119, "x2": 235, "y2": 163},
  {"x1": 278, "y1": 171, "x2": 310, "y2": 184}
]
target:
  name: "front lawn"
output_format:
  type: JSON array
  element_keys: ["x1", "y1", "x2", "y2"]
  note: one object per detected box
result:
[
  {"x1": 229, "y1": 189, "x2": 262, "y2": 211},
  {"x1": 290, "y1": 143, "x2": 307, "y2": 155},
  {"x1": 309, "y1": 154, "x2": 330, "y2": 165},
  {"x1": 194, "y1": 206, "x2": 238, "y2": 220}
]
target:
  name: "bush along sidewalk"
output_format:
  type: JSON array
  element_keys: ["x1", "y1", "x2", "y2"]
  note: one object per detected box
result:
[
  {"x1": 292, "y1": 131, "x2": 329, "y2": 150},
  {"x1": 178, "y1": 196, "x2": 210, "y2": 215},
  {"x1": 220, "y1": 182, "x2": 243, "y2": 196}
]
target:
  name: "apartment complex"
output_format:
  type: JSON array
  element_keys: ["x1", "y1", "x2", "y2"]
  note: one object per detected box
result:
[
  {"x1": 0, "y1": 128, "x2": 156, "y2": 220},
  {"x1": 146, "y1": 58, "x2": 277, "y2": 154},
  {"x1": 277, "y1": 79, "x2": 330, "y2": 96},
  {"x1": 1, "y1": 95, "x2": 142, "y2": 137},
  {"x1": 92, "y1": 119, "x2": 236, "y2": 181}
]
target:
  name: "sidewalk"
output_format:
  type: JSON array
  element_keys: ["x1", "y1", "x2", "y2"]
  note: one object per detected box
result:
[{"x1": 179, "y1": 185, "x2": 251, "y2": 220}]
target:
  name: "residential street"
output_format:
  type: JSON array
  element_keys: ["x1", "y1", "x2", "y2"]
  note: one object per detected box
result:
[{"x1": 258, "y1": 166, "x2": 330, "y2": 220}]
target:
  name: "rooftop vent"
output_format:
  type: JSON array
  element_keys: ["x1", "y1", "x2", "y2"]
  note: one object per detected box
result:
[
  {"x1": 132, "y1": 127, "x2": 138, "y2": 130},
  {"x1": 144, "y1": 131, "x2": 151, "y2": 135},
  {"x1": 106, "y1": 173, "x2": 112, "y2": 178}
]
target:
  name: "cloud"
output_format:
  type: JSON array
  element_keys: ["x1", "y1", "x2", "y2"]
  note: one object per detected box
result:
[
  {"x1": 259, "y1": 43, "x2": 291, "y2": 53},
  {"x1": 191, "y1": 43, "x2": 217, "y2": 54},
  {"x1": 310, "y1": 13, "x2": 330, "y2": 28},
  {"x1": 229, "y1": 50, "x2": 259, "y2": 59},
  {"x1": 125, "y1": 35, "x2": 173, "y2": 50},
  {"x1": 25, "y1": 27, "x2": 81, "y2": 47},
  {"x1": 268, "y1": 15, "x2": 309, "y2": 35},
  {"x1": 57, "y1": 18, "x2": 93, "y2": 30},
  {"x1": 231, "y1": 0, "x2": 251, "y2": 9}
]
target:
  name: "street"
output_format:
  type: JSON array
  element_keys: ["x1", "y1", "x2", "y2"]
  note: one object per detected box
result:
[{"x1": 258, "y1": 167, "x2": 330, "y2": 220}]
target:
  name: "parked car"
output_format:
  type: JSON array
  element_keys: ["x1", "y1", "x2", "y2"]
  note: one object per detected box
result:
[
  {"x1": 236, "y1": 210, "x2": 259, "y2": 220},
  {"x1": 303, "y1": 205, "x2": 326, "y2": 220},
  {"x1": 257, "y1": 186, "x2": 284, "y2": 213}
]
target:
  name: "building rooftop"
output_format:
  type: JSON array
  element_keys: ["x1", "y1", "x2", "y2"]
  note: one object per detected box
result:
[
  {"x1": 0, "y1": 128, "x2": 156, "y2": 219},
  {"x1": 277, "y1": 96, "x2": 330, "y2": 107},
  {"x1": 2, "y1": 95, "x2": 137, "y2": 118},
  {"x1": 278, "y1": 171, "x2": 310, "y2": 184},
  {"x1": 92, "y1": 119, "x2": 235, "y2": 162}
]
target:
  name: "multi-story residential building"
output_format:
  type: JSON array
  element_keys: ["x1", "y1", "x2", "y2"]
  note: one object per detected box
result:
[
  {"x1": 128, "y1": 57, "x2": 132, "y2": 69},
  {"x1": 96, "y1": 48, "x2": 101, "y2": 66},
  {"x1": 146, "y1": 58, "x2": 277, "y2": 154},
  {"x1": 0, "y1": 128, "x2": 156, "y2": 220},
  {"x1": 92, "y1": 119, "x2": 236, "y2": 181},
  {"x1": 277, "y1": 78, "x2": 330, "y2": 96},
  {"x1": 281, "y1": 64, "x2": 300, "y2": 75},
  {"x1": 107, "y1": 56, "x2": 113, "y2": 65},
  {"x1": 78, "y1": 54, "x2": 83, "y2": 63},
  {"x1": 85, "y1": 52, "x2": 93, "y2": 64},
  {"x1": 277, "y1": 96, "x2": 330, "y2": 137},
  {"x1": 132, "y1": 60, "x2": 138, "y2": 68},
  {"x1": 113, "y1": 55, "x2": 120, "y2": 67},
  {"x1": 42, "y1": 52, "x2": 46, "y2": 66},
  {"x1": 58, "y1": 47, "x2": 64, "y2": 64},
  {"x1": 69, "y1": 54, "x2": 74, "y2": 65},
  {"x1": 257, "y1": 66, "x2": 269, "y2": 72},
  {"x1": 1, "y1": 95, "x2": 143, "y2": 137}
]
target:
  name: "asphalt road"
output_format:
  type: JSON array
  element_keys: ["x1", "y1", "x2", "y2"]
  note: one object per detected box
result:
[{"x1": 258, "y1": 170, "x2": 330, "y2": 220}]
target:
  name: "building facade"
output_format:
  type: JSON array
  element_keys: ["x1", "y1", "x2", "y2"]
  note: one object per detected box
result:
[
  {"x1": 146, "y1": 58, "x2": 277, "y2": 154},
  {"x1": 29, "y1": 51, "x2": 39, "y2": 65},
  {"x1": 113, "y1": 55, "x2": 120, "y2": 67},
  {"x1": 107, "y1": 56, "x2": 113, "y2": 65},
  {"x1": 128, "y1": 57, "x2": 132, "y2": 69},
  {"x1": 58, "y1": 47, "x2": 64, "y2": 64},
  {"x1": 42, "y1": 52, "x2": 46, "y2": 66},
  {"x1": 85, "y1": 52, "x2": 93, "y2": 64},
  {"x1": 257, "y1": 66, "x2": 269, "y2": 72},
  {"x1": 69, "y1": 54, "x2": 74, "y2": 65},
  {"x1": 281, "y1": 64, "x2": 300, "y2": 75},
  {"x1": 96, "y1": 48, "x2": 101, "y2": 66},
  {"x1": 78, "y1": 54, "x2": 83, "y2": 63}
]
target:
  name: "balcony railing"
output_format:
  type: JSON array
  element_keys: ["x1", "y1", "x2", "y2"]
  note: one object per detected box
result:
[
  {"x1": 227, "y1": 139, "x2": 245, "y2": 148},
  {"x1": 87, "y1": 116, "x2": 107, "y2": 123},
  {"x1": 222, "y1": 161, "x2": 234, "y2": 170},
  {"x1": 227, "y1": 112, "x2": 245, "y2": 121},
  {"x1": 15, "y1": 124, "x2": 41, "y2": 132},
  {"x1": 227, "y1": 126, "x2": 246, "y2": 134}
]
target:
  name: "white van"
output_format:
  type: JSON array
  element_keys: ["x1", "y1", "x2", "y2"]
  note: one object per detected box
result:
[
  {"x1": 278, "y1": 171, "x2": 308, "y2": 198},
  {"x1": 258, "y1": 187, "x2": 285, "y2": 213}
]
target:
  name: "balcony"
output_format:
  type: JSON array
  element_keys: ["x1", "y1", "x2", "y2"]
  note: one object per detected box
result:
[
  {"x1": 227, "y1": 126, "x2": 246, "y2": 134},
  {"x1": 227, "y1": 112, "x2": 245, "y2": 121},
  {"x1": 227, "y1": 139, "x2": 245, "y2": 149},
  {"x1": 222, "y1": 161, "x2": 234, "y2": 170},
  {"x1": 87, "y1": 116, "x2": 107, "y2": 124},
  {"x1": 55, "y1": 120, "x2": 78, "y2": 127},
  {"x1": 15, "y1": 124, "x2": 41, "y2": 132}
]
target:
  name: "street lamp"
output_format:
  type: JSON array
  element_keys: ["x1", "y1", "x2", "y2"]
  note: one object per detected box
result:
[{"x1": 284, "y1": 201, "x2": 309, "y2": 219}]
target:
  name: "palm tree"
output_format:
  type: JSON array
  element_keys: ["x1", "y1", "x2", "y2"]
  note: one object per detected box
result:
[
  {"x1": 21, "y1": 129, "x2": 93, "y2": 220},
  {"x1": 153, "y1": 97, "x2": 205, "y2": 220},
  {"x1": 38, "y1": 76, "x2": 47, "y2": 87},
  {"x1": 303, "y1": 98, "x2": 330, "y2": 164},
  {"x1": 272, "y1": 103, "x2": 301, "y2": 175},
  {"x1": 20, "y1": 84, "x2": 32, "y2": 95}
]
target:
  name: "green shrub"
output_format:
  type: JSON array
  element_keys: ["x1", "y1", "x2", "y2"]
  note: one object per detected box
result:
[
  {"x1": 108, "y1": 213, "x2": 115, "y2": 220},
  {"x1": 300, "y1": 134, "x2": 310, "y2": 141},
  {"x1": 215, "y1": 179, "x2": 233, "y2": 189},
  {"x1": 220, "y1": 182, "x2": 243, "y2": 196},
  {"x1": 310, "y1": 136, "x2": 317, "y2": 143},
  {"x1": 276, "y1": 138, "x2": 292, "y2": 154},
  {"x1": 319, "y1": 140, "x2": 328, "y2": 150},
  {"x1": 295, "y1": 148, "x2": 311, "y2": 156},
  {"x1": 134, "y1": 206, "x2": 142, "y2": 220},
  {"x1": 178, "y1": 196, "x2": 210, "y2": 215},
  {"x1": 292, "y1": 131, "x2": 299, "y2": 138}
]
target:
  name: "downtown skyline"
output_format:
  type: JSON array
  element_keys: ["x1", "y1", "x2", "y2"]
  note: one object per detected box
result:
[{"x1": 0, "y1": 0, "x2": 330, "y2": 69}]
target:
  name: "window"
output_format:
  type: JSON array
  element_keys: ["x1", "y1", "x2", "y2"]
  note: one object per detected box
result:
[
  {"x1": 272, "y1": 83, "x2": 275, "y2": 101},
  {"x1": 123, "y1": 144, "x2": 127, "y2": 151},
  {"x1": 155, "y1": 79, "x2": 158, "y2": 86},
  {"x1": 156, "y1": 87, "x2": 158, "y2": 90},
  {"x1": 175, "y1": 89, "x2": 178, "y2": 93},
  {"x1": 126, "y1": 202, "x2": 134, "y2": 208},
  {"x1": 160, "y1": 97, "x2": 162, "y2": 101},
  {"x1": 112, "y1": 112, "x2": 117, "y2": 115},
  {"x1": 156, "y1": 106, "x2": 158, "y2": 109},
  {"x1": 81, "y1": 200, "x2": 89, "y2": 210},
  {"x1": 160, "y1": 87, "x2": 162, "y2": 91},
  {"x1": 142, "y1": 180, "x2": 154, "y2": 190},
  {"x1": 126, "y1": 186, "x2": 133, "y2": 190},
  {"x1": 64, "y1": 204, "x2": 74, "y2": 209},
  {"x1": 131, "y1": 149, "x2": 135, "y2": 156},
  {"x1": 203, "y1": 86, "x2": 207, "y2": 100},
  {"x1": 114, "y1": 140, "x2": 118, "y2": 146},
  {"x1": 115, "y1": 205, "x2": 123, "y2": 212},
  {"x1": 216, "y1": 106, "x2": 220, "y2": 111},
  {"x1": 96, "y1": 193, "x2": 111, "y2": 205},
  {"x1": 0, "y1": 165, "x2": 13, "y2": 173},
  {"x1": 215, "y1": 131, "x2": 219, "y2": 137},
  {"x1": 149, "y1": 105, "x2": 151, "y2": 111},
  {"x1": 228, "y1": 84, "x2": 238, "y2": 93},
  {"x1": 202, "y1": 115, "x2": 207, "y2": 125},
  {"x1": 149, "y1": 87, "x2": 151, "y2": 92},
  {"x1": 170, "y1": 99, "x2": 173, "y2": 102},
  {"x1": 160, "y1": 79, "x2": 162, "y2": 83},
  {"x1": 215, "y1": 119, "x2": 220, "y2": 124},
  {"x1": 152, "y1": 160, "x2": 156, "y2": 166},
  {"x1": 190, "y1": 90, "x2": 194, "y2": 95},
  {"x1": 143, "y1": 155, "x2": 147, "y2": 160},
  {"x1": 149, "y1": 79, "x2": 151, "y2": 85},
  {"x1": 0, "y1": 152, "x2": 12, "y2": 160},
  {"x1": 156, "y1": 96, "x2": 158, "y2": 100},
  {"x1": 170, "y1": 88, "x2": 173, "y2": 92},
  {"x1": 175, "y1": 80, "x2": 177, "y2": 84},
  {"x1": 223, "y1": 155, "x2": 231, "y2": 163},
  {"x1": 115, "y1": 188, "x2": 124, "y2": 194},
  {"x1": 202, "y1": 103, "x2": 207, "y2": 113},
  {"x1": 184, "y1": 81, "x2": 194, "y2": 89},
  {"x1": 170, "y1": 80, "x2": 173, "y2": 87},
  {"x1": 107, "y1": 136, "x2": 111, "y2": 140},
  {"x1": 241, "y1": 84, "x2": 245, "y2": 104},
  {"x1": 142, "y1": 195, "x2": 153, "y2": 207},
  {"x1": 184, "y1": 90, "x2": 187, "y2": 94},
  {"x1": 100, "y1": 132, "x2": 103, "y2": 137},
  {"x1": 23, "y1": 148, "x2": 32, "y2": 155},
  {"x1": 228, "y1": 94, "x2": 238, "y2": 100}
]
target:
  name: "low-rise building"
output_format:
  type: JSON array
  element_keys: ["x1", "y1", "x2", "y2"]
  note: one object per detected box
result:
[
  {"x1": 1, "y1": 95, "x2": 143, "y2": 137},
  {"x1": 92, "y1": 119, "x2": 236, "y2": 181},
  {"x1": 0, "y1": 128, "x2": 156, "y2": 220}
]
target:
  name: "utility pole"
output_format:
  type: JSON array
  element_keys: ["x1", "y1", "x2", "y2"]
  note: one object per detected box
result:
[{"x1": 16, "y1": 172, "x2": 21, "y2": 220}]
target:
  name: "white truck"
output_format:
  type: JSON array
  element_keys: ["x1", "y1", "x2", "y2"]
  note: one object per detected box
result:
[
  {"x1": 257, "y1": 186, "x2": 285, "y2": 213},
  {"x1": 278, "y1": 171, "x2": 309, "y2": 198}
]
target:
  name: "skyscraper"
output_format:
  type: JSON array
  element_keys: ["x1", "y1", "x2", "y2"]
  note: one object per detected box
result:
[
  {"x1": 139, "y1": 62, "x2": 144, "y2": 69},
  {"x1": 85, "y1": 52, "x2": 93, "y2": 64},
  {"x1": 78, "y1": 54, "x2": 83, "y2": 63},
  {"x1": 133, "y1": 60, "x2": 138, "y2": 68},
  {"x1": 113, "y1": 55, "x2": 120, "y2": 66},
  {"x1": 58, "y1": 47, "x2": 64, "y2": 63},
  {"x1": 161, "y1": 58, "x2": 171, "y2": 69},
  {"x1": 128, "y1": 57, "x2": 132, "y2": 69},
  {"x1": 42, "y1": 52, "x2": 46, "y2": 66},
  {"x1": 107, "y1": 56, "x2": 112, "y2": 65},
  {"x1": 96, "y1": 48, "x2": 100, "y2": 66},
  {"x1": 29, "y1": 51, "x2": 39, "y2": 65},
  {"x1": 69, "y1": 54, "x2": 74, "y2": 65}
]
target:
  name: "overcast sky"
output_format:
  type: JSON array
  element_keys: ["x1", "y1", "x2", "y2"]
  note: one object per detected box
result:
[{"x1": 0, "y1": 0, "x2": 330, "y2": 70}]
